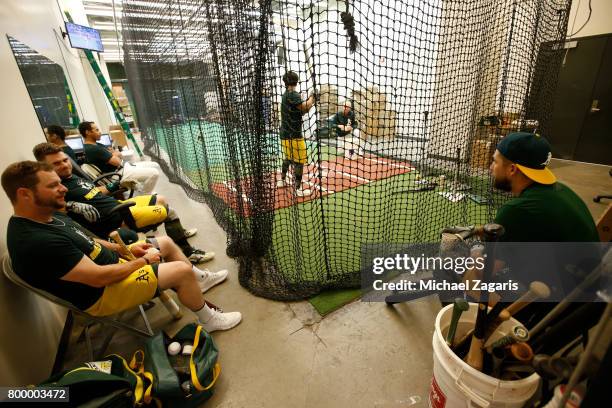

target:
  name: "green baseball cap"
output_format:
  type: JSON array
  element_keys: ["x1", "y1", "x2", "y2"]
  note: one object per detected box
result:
[{"x1": 496, "y1": 132, "x2": 556, "y2": 185}]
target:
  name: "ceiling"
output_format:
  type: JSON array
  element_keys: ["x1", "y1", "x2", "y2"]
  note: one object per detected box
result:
[{"x1": 81, "y1": 0, "x2": 336, "y2": 63}]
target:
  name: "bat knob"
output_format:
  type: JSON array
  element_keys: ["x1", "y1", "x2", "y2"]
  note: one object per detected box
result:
[
  {"x1": 529, "y1": 281, "x2": 551, "y2": 299},
  {"x1": 454, "y1": 297, "x2": 469, "y2": 311},
  {"x1": 483, "y1": 223, "x2": 505, "y2": 240}
]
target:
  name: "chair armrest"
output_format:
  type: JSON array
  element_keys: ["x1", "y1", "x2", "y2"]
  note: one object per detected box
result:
[
  {"x1": 92, "y1": 171, "x2": 122, "y2": 185},
  {"x1": 109, "y1": 201, "x2": 136, "y2": 215}
]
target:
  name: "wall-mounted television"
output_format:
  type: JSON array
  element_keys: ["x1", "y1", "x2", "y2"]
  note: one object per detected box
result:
[{"x1": 65, "y1": 22, "x2": 104, "y2": 53}]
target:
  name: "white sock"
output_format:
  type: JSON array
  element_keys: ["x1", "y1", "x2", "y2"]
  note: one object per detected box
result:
[
  {"x1": 192, "y1": 266, "x2": 208, "y2": 281},
  {"x1": 167, "y1": 206, "x2": 179, "y2": 221},
  {"x1": 195, "y1": 303, "x2": 215, "y2": 323}
]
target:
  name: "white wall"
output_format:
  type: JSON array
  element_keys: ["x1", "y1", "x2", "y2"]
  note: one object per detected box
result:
[
  {"x1": 274, "y1": 0, "x2": 441, "y2": 160},
  {"x1": 0, "y1": 0, "x2": 113, "y2": 386},
  {"x1": 60, "y1": 0, "x2": 117, "y2": 130},
  {"x1": 567, "y1": 0, "x2": 612, "y2": 38}
]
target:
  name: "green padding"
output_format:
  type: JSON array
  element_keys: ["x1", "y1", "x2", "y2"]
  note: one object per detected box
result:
[{"x1": 309, "y1": 288, "x2": 362, "y2": 316}]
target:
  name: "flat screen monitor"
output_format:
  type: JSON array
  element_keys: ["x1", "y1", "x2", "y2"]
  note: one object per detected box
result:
[
  {"x1": 65, "y1": 136, "x2": 84, "y2": 152},
  {"x1": 99, "y1": 134, "x2": 112, "y2": 147},
  {"x1": 65, "y1": 22, "x2": 104, "y2": 53}
]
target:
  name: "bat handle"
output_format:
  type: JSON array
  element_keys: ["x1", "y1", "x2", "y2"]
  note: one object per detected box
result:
[
  {"x1": 446, "y1": 308, "x2": 462, "y2": 347},
  {"x1": 446, "y1": 298, "x2": 469, "y2": 347},
  {"x1": 465, "y1": 336, "x2": 484, "y2": 371},
  {"x1": 110, "y1": 230, "x2": 183, "y2": 320},
  {"x1": 159, "y1": 291, "x2": 183, "y2": 320}
]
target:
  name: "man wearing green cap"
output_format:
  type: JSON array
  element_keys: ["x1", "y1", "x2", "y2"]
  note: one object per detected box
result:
[
  {"x1": 489, "y1": 132, "x2": 600, "y2": 329},
  {"x1": 490, "y1": 132, "x2": 598, "y2": 243}
]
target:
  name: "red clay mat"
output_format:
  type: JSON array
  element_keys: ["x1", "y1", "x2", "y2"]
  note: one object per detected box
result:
[{"x1": 210, "y1": 154, "x2": 415, "y2": 215}]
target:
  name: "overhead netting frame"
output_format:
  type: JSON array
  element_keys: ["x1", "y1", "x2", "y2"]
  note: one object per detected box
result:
[{"x1": 122, "y1": 0, "x2": 571, "y2": 300}]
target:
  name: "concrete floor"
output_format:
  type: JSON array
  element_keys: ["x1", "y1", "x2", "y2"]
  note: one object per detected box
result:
[{"x1": 63, "y1": 158, "x2": 611, "y2": 408}]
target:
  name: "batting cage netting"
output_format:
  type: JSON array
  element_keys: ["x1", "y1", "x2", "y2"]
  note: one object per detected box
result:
[{"x1": 122, "y1": 0, "x2": 570, "y2": 300}]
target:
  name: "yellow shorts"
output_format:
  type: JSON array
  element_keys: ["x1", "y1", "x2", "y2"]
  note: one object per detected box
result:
[
  {"x1": 121, "y1": 194, "x2": 168, "y2": 230},
  {"x1": 281, "y1": 138, "x2": 308, "y2": 165},
  {"x1": 85, "y1": 257, "x2": 159, "y2": 317}
]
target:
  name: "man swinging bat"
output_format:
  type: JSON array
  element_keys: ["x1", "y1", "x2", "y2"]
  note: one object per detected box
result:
[{"x1": 277, "y1": 71, "x2": 316, "y2": 197}]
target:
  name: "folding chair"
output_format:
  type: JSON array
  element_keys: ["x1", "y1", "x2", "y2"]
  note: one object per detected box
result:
[
  {"x1": 71, "y1": 159, "x2": 135, "y2": 199},
  {"x1": 2, "y1": 255, "x2": 180, "y2": 361}
]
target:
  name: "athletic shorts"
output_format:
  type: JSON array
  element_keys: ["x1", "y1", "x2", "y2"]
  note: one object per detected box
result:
[
  {"x1": 281, "y1": 138, "x2": 307, "y2": 165},
  {"x1": 121, "y1": 194, "x2": 168, "y2": 230},
  {"x1": 85, "y1": 241, "x2": 160, "y2": 317}
]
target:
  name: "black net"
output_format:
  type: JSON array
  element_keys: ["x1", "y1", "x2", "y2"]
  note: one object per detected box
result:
[{"x1": 122, "y1": 0, "x2": 570, "y2": 300}]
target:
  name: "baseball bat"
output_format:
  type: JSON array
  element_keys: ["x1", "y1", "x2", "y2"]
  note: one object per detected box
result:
[
  {"x1": 446, "y1": 298, "x2": 469, "y2": 347},
  {"x1": 488, "y1": 325, "x2": 529, "y2": 351},
  {"x1": 302, "y1": 42, "x2": 317, "y2": 97},
  {"x1": 532, "y1": 354, "x2": 575, "y2": 380},
  {"x1": 483, "y1": 281, "x2": 550, "y2": 344},
  {"x1": 465, "y1": 223, "x2": 504, "y2": 371},
  {"x1": 505, "y1": 281, "x2": 551, "y2": 315},
  {"x1": 109, "y1": 230, "x2": 182, "y2": 320},
  {"x1": 509, "y1": 342, "x2": 534, "y2": 362},
  {"x1": 453, "y1": 306, "x2": 510, "y2": 351},
  {"x1": 529, "y1": 258, "x2": 606, "y2": 339}
]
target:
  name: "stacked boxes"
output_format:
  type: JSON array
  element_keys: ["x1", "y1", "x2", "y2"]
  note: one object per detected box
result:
[
  {"x1": 317, "y1": 84, "x2": 339, "y2": 120},
  {"x1": 351, "y1": 87, "x2": 396, "y2": 140}
]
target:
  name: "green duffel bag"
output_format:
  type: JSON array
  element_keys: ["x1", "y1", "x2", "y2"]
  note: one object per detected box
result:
[
  {"x1": 38, "y1": 354, "x2": 152, "y2": 407},
  {"x1": 144, "y1": 323, "x2": 220, "y2": 407}
]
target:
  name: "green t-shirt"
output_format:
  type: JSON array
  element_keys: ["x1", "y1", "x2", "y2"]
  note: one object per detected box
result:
[
  {"x1": 62, "y1": 145, "x2": 77, "y2": 162},
  {"x1": 7, "y1": 213, "x2": 119, "y2": 310},
  {"x1": 330, "y1": 111, "x2": 358, "y2": 137},
  {"x1": 63, "y1": 174, "x2": 122, "y2": 236},
  {"x1": 494, "y1": 182, "x2": 598, "y2": 242},
  {"x1": 280, "y1": 90, "x2": 305, "y2": 140},
  {"x1": 494, "y1": 182, "x2": 599, "y2": 295},
  {"x1": 84, "y1": 143, "x2": 117, "y2": 174}
]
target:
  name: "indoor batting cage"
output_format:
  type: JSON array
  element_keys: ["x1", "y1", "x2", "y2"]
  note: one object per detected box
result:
[{"x1": 121, "y1": 0, "x2": 571, "y2": 300}]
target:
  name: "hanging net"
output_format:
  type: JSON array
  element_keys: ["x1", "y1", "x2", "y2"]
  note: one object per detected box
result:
[{"x1": 122, "y1": 0, "x2": 570, "y2": 300}]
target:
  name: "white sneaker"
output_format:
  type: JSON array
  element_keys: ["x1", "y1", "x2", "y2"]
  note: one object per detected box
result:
[
  {"x1": 201, "y1": 310, "x2": 242, "y2": 333},
  {"x1": 183, "y1": 228, "x2": 197, "y2": 239},
  {"x1": 295, "y1": 187, "x2": 312, "y2": 197},
  {"x1": 197, "y1": 269, "x2": 229, "y2": 293},
  {"x1": 187, "y1": 249, "x2": 215, "y2": 264}
]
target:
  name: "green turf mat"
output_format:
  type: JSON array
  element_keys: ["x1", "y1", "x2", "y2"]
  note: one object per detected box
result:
[{"x1": 308, "y1": 288, "x2": 362, "y2": 316}]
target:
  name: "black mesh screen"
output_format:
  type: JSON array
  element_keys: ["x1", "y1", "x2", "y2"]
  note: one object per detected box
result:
[{"x1": 122, "y1": 0, "x2": 570, "y2": 300}]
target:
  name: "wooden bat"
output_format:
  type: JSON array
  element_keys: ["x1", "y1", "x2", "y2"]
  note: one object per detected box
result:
[
  {"x1": 505, "y1": 281, "x2": 551, "y2": 315},
  {"x1": 487, "y1": 325, "x2": 529, "y2": 351},
  {"x1": 446, "y1": 298, "x2": 469, "y2": 347},
  {"x1": 482, "y1": 281, "x2": 550, "y2": 343},
  {"x1": 109, "y1": 230, "x2": 182, "y2": 320},
  {"x1": 509, "y1": 342, "x2": 534, "y2": 362},
  {"x1": 465, "y1": 223, "x2": 504, "y2": 371}
]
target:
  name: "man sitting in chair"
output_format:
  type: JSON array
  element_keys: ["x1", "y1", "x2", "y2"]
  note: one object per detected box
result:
[
  {"x1": 2, "y1": 161, "x2": 241, "y2": 332},
  {"x1": 79, "y1": 121, "x2": 160, "y2": 195},
  {"x1": 34, "y1": 143, "x2": 213, "y2": 264},
  {"x1": 45, "y1": 125, "x2": 78, "y2": 162}
]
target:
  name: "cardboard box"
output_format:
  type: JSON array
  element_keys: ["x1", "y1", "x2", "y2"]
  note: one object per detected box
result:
[
  {"x1": 470, "y1": 139, "x2": 494, "y2": 169},
  {"x1": 109, "y1": 129, "x2": 128, "y2": 147}
]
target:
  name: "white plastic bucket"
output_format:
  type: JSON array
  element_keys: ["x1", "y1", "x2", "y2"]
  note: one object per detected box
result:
[{"x1": 429, "y1": 303, "x2": 540, "y2": 408}]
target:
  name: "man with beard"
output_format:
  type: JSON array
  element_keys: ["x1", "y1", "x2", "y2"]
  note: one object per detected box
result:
[
  {"x1": 490, "y1": 132, "x2": 597, "y2": 243},
  {"x1": 2, "y1": 161, "x2": 241, "y2": 332},
  {"x1": 33, "y1": 143, "x2": 213, "y2": 264},
  {"x1": 485, "y1": 132, "x2": 600, "y2": 329}
]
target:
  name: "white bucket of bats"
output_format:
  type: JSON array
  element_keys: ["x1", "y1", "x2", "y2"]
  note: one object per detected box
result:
[{"x1": 429, "y1": 303, "x2": 540, "y2": 408}]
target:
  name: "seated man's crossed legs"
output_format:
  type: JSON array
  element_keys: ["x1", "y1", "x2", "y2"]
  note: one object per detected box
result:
[
  {"x1": 89, "y1": 236, "x2": 240, "y2": 332},
  {"x1": 121, "y1": 161, "x2": 160, "y2": 195}
]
